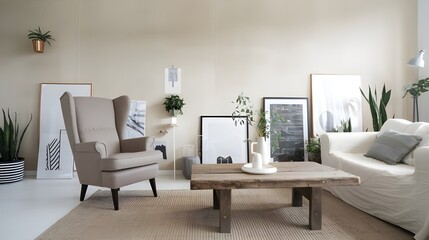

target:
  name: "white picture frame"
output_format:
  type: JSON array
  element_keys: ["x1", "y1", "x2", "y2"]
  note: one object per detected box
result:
[
  {"x1": 200, "y1": 116, "x2": 249, "y2": 164},
  {"x1": 310, "y1": 74, "x2": 362, "y2": 136},
  {"x1": 36, "y1": 83, "x2": 92, "y2": 179}
]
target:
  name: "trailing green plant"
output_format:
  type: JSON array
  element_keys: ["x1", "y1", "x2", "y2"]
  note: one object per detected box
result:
[
  {"x1": 27, "y1": 27, "x2": 55, "y2": 45},
  {"x1": 306, "y1": 136, "x2": 320, "y2": 155},
  {"x1": 232, "y1": 93, "x2": 270, "y2": 139},
  {"x1": 232, "y1": 93, "x2": 287, "y2": 141},
  {"x1": 163, "y1": 95, "x2": 185, "y2": 116},
  {"x1": 360, "y1": 84, "x2": 391, "y2": 131},
  {"x1": 403, "y1": 77, "x2": 429, "y2": 98},
  {"x1": 0, "y1": 109, "x2": 32, "y2": 162},
  {"x1": 232, "y1": 93, "x2": 255, "y2": 127}
]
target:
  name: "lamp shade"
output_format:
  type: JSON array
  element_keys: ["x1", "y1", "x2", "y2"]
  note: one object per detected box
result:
[{"x1": 408, "y1": 50, "x2": 425, "y2": 68}]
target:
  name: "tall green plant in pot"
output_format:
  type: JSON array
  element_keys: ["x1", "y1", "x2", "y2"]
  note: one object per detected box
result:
[
  {"x1": 360, "y1": 84, "x2": 391, "y2": 131},
  {"x1": 0, "y1": 109, "x2": 32, "y2": 183},
  {"x1": 403, "y1": 77, "x2": 429, "y2": 122}
]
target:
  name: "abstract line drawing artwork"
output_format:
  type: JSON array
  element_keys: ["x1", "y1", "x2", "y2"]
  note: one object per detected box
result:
[
  {"x1": 46, "y1": 138, "x2": 60, "y2": 170},
  {"x1": 165, "y1": 66, "x2": 182, "y2": 94},
  {"x1": 45, "y1": 129, "x2": 67, "y2": 171},
  {"x1": 310, "y1": 74, "x2": 362, "y2": 136},
  {"x1": 37, "y1": 83, "x2": 92, "y2": 179},
  {"x1": 155, "y1": 145, "x2": 167, "y2": 159},
  {"x1": 126, "y1": 100, "x2": 146, "y2": 139}
]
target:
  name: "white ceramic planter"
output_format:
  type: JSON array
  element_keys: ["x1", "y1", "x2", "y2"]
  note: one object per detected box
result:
[{"x1": 0, "y1": 160, "x2": 24, "y2": 184}]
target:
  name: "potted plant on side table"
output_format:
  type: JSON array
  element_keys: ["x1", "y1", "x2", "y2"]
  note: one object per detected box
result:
[
  {"x1": 163, "y1": 95, "x2": 185, "y2": 117},
  {"x1": 27, "y1": 26, "x2": 55, "y2": 53},
  {"x1": 0, "y1": 109, "x2": 32, "y2": 183}
]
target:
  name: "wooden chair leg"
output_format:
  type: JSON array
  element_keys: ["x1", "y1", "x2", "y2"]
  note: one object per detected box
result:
[
  {"x1": 149, "y1": 178, "x2": 157, "y2": 197},
  {"x1": 80, "y1": 184, "x2": 88, "y2": 201},
  {"x1": 111, "y1": 188, "x2": 119, "y2": 210}
]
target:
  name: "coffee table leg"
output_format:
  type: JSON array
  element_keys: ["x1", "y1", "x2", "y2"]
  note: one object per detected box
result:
[
  {"x1": 219, "y1": 189, "x2": 231, "y2": 233},
  {"x1": 292, "y1": 187, "x2": 322, "y2": 230},
  {"x1": 292, "y1": 188, "x2": 303, "y2": 207},
  {"x1": 213, "y1": 189, "x2": 219, "y2": 209},
  {"x1": 309, "y1": 187, "x2": 322, "y2": 230}
]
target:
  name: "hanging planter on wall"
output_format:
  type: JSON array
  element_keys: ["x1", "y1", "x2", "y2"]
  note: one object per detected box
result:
[
  {"x1": 27, "y1": 27, "x2": 55, "y2": 53},
  {"x1": 32, "y1": 39, "x2": 45, "y2": 53}
]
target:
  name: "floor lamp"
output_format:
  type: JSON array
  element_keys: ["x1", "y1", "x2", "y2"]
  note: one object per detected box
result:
[{"x1": 407, "y1": 50, "x2": 425, "y2": 122}]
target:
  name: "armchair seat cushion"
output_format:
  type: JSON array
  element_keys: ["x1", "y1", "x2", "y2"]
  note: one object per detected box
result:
[{"x1": 101, "y1": 150, "x2": 162, "y2": 171}]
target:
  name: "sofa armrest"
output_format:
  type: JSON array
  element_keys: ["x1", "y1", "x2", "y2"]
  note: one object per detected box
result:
[
  {"x1": 414, "y1": 147, "x2": 429, "y2": 178},
  {"x1": 120, "y1": 136, "x2": 155, "y2": 153},
  {"x1": 320, "y1": 132, "x2": 377, "y2": 155}
]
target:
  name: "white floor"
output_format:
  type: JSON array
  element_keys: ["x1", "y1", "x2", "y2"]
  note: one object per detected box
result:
[{"x1": 0, "y1": 171, "x2": 190, "y2": 240}]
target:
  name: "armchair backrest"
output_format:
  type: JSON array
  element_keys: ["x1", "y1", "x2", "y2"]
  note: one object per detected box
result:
[{"x1": 60, "y1": 92, "x2": 130, "y2": 157}]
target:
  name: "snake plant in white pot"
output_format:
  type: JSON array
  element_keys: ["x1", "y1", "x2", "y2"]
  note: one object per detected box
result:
[{"x1": 0, "y1": 109, "x2": 32, "y2": 183}]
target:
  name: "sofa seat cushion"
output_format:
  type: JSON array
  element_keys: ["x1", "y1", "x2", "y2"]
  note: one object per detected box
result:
[
  {"x1": 101, "y1": 150, "x2": 162, "y2": 171},
  {"x1": 331, "y1": 152, "x2": 414, "y2": 182}
]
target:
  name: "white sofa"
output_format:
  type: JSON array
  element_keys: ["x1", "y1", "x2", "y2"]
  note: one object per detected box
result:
[{"x1": 320, "y1": 119, "x2": 429, "y2": 240}]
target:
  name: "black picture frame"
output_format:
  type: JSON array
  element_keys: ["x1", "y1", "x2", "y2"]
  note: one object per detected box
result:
[
  {"x1": 200, "y1": 116, "x2": 249, "y2": 164},
  {"x1": 263, "y1": 97, "x2": 310, "y2": 162}
]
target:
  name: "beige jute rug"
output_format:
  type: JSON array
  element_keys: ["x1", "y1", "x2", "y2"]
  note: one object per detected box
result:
[{"x1": 37, "y1": 189, "x2": 413, "y2": 240}]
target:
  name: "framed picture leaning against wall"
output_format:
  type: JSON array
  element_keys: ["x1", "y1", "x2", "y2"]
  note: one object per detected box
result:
[
  {"x1": 263, "y1": 97, "x2": 309, "y2": 162},
  {"x1": 200, "y1": 116, "x2": 249, "y2": 164}
]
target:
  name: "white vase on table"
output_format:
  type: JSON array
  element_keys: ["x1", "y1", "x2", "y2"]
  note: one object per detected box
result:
[{"x1": 251, "y1": 137, "x2": 271, "y2": 165}]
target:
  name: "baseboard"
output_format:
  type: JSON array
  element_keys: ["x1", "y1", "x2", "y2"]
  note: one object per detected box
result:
[
  {"x1": 26, "y1": 170, "x2": 182, "y2": 177},
  {"x1": 24, "y1": 171, "x2": 37, "y2": 176},
  {"x1": 159, "y1": 170, "x2": 181, "y2": 176}
]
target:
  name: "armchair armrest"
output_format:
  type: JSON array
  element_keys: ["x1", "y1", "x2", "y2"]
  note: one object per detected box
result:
[
  {"x1": 320, "y1": 132, "x2": 377, "y2": 156},
  {"x1": 74, "y1": 141, "x2": 107, "y2": 159},
  {"x1": 120, "y1": 136, "x2": 155, "y2": 153}
]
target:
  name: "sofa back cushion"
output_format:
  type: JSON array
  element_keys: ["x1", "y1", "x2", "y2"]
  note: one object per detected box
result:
[{"x1": 378, "y1": 119, "x2": 424, "y2": 136}]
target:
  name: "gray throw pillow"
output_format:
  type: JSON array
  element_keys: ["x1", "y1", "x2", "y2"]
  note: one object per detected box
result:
[{"x1": 364, "y1": 130, "x2": 422, "y2": 165}]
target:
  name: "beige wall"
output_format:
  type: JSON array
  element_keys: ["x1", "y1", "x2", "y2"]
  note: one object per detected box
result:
[
  {"x1": 0, "y1": 0, "x2": 417, "y2": 171},
  {"x1": 418, "y1": 0, "x2": 429, "y2": 121}
]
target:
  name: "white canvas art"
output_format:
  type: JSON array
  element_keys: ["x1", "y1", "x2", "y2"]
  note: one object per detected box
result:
[
  {"x1": 36, "y1": 83, "x2": 92, "y2": 179},
  {"x1": 310, "y1": 74, "x2": 362, "y2": 136},
  {"x1": 200, "y1": 116, "x2": 248, "y2": 164},
  {"x1": 126, "y1": 100, "x2": 146, "y2": 139}
]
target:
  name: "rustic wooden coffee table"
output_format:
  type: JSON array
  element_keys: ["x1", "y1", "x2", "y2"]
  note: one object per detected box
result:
[{"x1": 190, "y1": 162, "x2": 360, "y2": 233}]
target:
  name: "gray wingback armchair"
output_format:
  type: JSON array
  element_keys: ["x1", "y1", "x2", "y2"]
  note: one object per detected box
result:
[{"x1": 60, "y1": 92, "x2": 162, "y2": 210}]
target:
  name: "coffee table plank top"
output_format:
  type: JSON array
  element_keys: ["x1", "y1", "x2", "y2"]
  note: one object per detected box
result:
[{"x1": 191, "y1": 162, "x2": 360, "y2": 190}]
